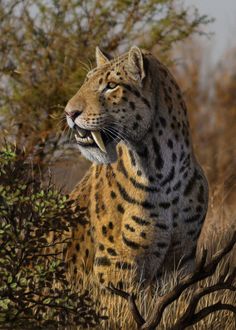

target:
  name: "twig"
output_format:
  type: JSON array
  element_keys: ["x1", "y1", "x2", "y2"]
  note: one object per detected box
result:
[{"x1": 109, "y1": 231, "x2": 236, "y2": 330}]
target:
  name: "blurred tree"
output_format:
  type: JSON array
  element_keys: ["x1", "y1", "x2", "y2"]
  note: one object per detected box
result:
[
  {"x1": 0, "y1": 0, "x2": 211, "y2": 167},
  {"x1": 212, "y1": 49, "x2": 236, "y2": 211}
]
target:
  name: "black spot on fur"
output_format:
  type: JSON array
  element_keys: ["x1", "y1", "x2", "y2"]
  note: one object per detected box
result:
[
  {"x1": 183, "y1": 207, "x2": 191, "y2": 212},
  {"x1": 95, "y1": 256, "x2": 111, "y2": 266},
  {"x1": 166, "y1": 187, "x2": 171, "y2": 194},
  {"x1": 173, "y1": 180, "x2": 181, "y2": 191},
  {"x1": 116, "y1": 261, "x2": 133, "y2": 270},
  {"x1": 198, "y1": 185, "x2": 205, "y2": 203},
  {"x1": 167, "y1": 139, "x2": 173, "y2": 149},
  {"x1": 196, "y1": 205, "x2": 203, "y2": 213},
  {"x1": 159, "y1": 116, "x2": 166, "y2": 127},
  {"x1": 152, "y1": 137, "x2": 164, "y2": 170},
  {"x1": 172, "y1": 197, "x2": 179, "y2": 205},
  {"x1": 155, "y1": 223, "x2": 169, "y2": 230},
  {"x1": 153, "y1": 251, "x2": 161, "y2": 258},
  {"x1": 137, "y1": 145, "x2": 149, "y2": 158},
  {"x1": 141, "y1": 97, "x2": 151, "y2": 108},
  {"x1": 102, "y1": 226, "x2": 107, "y2": 236},
  {"x1": 187, "y1": 229, "x2": 197, "y2": 236},
  {"x1": 108, "y1": 235, "x2": 114, "y2": 243},
  {"x1": 107, "y1": 248, "x2": 117, "y2": 256},
  {"x1": 98, "y1": 273, "x2": 105, "y2": 284},
  {"x1": 140, "y1": 231, "x2": 146, "y2": 239},
  {"x1": 117, "y1": 204, "x2": 125, "y2": 214},
  {"x1": 110, "y1": 191, "x2": 117, "y2": 199},
  {"x1": 159, "y1": 202, "x2": 171, "y2": 209},
  {"x1": 129, "y1": 101, "x2": 135, "y2": 110},
  {"x1": 125, "y1": 224, "x2": 135, "y2": 232},
  {"x1": 156, "y1": 242, "x2": 168, "y2": 248}
]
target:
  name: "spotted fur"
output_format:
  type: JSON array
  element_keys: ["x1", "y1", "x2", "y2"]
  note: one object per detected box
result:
[{"x1": 64, "y1": 46, "x2": 208, "y2": 287}]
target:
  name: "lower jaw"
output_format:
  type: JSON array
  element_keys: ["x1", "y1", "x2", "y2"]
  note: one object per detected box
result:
[
  {"x1": 76, "y1": 141, "x2": 98, "y2": 148},
  {"x1": 77, "y1": 140, "x2": 119, "y2": 164}
]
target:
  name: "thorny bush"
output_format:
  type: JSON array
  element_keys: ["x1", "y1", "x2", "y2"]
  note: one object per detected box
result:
[{"x1": 0, "y1": 145, "x2": 106, "y2": 329}]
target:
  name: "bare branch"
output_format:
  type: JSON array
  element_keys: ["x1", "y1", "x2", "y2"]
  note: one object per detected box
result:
[
  {"x1": 173, "y1": 302, "x2": 236, "y2": 330},
  {"x1": 110, "y1": 231, "x2": 236, "y2": 330},
  {"x1": 142, "y1": 231, "x2": 236, "y2": 329},
  {"x1": 172, "y1": 275, "x2": 236, "y2": 329},
  {"x1": 108, "y1": 283, "x2": 145, "y2": 326}
]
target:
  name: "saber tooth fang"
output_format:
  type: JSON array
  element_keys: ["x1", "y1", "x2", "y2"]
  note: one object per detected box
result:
[{"x1": 91, "y1": 131, "x2": 107, "y2": 153}]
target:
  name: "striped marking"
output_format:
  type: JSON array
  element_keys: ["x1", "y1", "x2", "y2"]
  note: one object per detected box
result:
[
  {"x1": 117, "y1": 159, "x2": 128, "y2": 178},
  {"x1": 116, "y1": 182, "x2": 155, "y2": 209},
  {"x1": 184, "y1": 169, "x2": 198, "y2": 196},
  {"x1": 107, "y1": 248, "x2": 117, "y2": 256},
  {"x1": 152, "y1": 137, "x2": 164, "y2": 170},
  {"x1": 184, "y1": 213, "x2": 200, "y2": 223},
  {"x1": 160, "y1": 166, "x2": 175, "y2": 186},
  {"x1": 131, "y1": 216, "x2": 150, "y2": 226},
  {"x1": 122, "y1": 233, "x2": 149, "y2": 250},
  {"x1": 155, "y1": 223, "x2": 169, "y2": 230}
]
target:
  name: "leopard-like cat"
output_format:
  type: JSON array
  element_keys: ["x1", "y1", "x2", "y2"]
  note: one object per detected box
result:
[{"x1": 64, "y1": 46, "x2": 208, "y2": 288}]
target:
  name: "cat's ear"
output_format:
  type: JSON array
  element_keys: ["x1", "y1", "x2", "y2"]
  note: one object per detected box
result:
[
  {"x1": 96, "y1": 47, "x2": 110, "y2": 67},
  {"x1": 128, "y1": 46, "x2": 145, "y2": 83}
]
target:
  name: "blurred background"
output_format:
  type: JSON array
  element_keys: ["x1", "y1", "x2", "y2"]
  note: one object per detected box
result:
[{"x1": 0, "y1": 0, "x2": 236, "y2": 236}]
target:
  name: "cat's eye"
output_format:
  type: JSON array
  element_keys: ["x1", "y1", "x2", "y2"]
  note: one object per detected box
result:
[{"x1": 107, "y1": 82, "x2": 118, "y2": 89}]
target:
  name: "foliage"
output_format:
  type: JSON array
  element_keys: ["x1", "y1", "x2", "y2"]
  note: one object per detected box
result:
[
  {"x1": 0, "y1": 0, "x2": 212, "y2": 165},
  {"x1": 0, "y1": 145, "x2": 105, "y2": 328}
]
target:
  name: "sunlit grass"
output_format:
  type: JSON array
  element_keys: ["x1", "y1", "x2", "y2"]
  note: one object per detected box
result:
[{"x1": 70, "y1": 225, "x2": 235, "y2": 329}]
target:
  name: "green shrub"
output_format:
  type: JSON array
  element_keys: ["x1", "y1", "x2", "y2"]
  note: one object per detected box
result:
[{"x1": 0, "y1": 145, "x2": 106, "y2": 328}]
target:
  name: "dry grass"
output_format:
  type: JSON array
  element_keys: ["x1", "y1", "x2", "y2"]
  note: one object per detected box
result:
[{"x1": 67, "y1": 220, "x2": 235, "y2": 329}]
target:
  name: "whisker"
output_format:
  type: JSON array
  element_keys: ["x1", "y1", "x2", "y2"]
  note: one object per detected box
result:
[
  {"x1": 107, "y1": 126, "x2": 130, "y2": 145},
  {"x1": 78, "y1": 60, "x2": 91, "y2": 73},
  {"x1": 102, "y1": 130, "x2": 118, "y2": 145},
  {"x1": 107, "y1": 119, "x2": 133, "y2": 136},
  {"x1": 107, "y1": 121, "x2": 132, "y2": 140},
  {"x1": 102, "y1": 127, "x2": 120, "y2": 144}
]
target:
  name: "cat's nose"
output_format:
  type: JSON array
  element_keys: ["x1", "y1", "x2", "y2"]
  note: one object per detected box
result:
[{"x1": 65, "y1": 109, "x2": 82, "y2": 121}]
